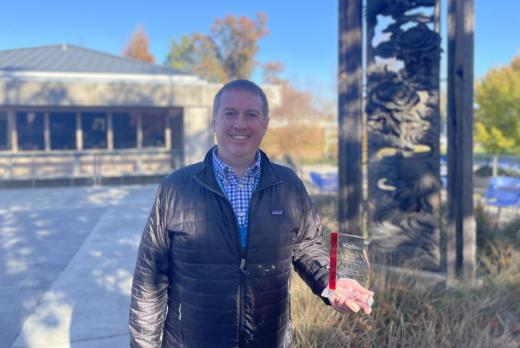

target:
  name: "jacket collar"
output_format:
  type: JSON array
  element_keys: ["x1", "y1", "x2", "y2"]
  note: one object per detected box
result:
[{"x1": 195, "y1": 146, "x2": 282, "y2": 195}]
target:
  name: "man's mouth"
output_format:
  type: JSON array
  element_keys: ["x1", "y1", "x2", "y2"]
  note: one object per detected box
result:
[{"x1": 231, "y1": 135, "x2": 249, "y2": 140}]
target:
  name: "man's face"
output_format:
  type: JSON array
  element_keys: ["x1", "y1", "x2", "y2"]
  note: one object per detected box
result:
[{"x1": 213, "y1": 89, "x2": 268, "y2": 165}]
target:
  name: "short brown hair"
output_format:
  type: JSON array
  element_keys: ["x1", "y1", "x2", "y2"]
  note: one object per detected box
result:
[{"x1": 212, "y1": 79, "x2": 269, "y2": 119}]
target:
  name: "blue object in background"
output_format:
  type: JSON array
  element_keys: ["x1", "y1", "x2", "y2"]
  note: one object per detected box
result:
[
  {"x1": 309, "y1": 171, "x2": 338, "y2": 193},
  {"x1": 484, "y1": 176, "x2": 520, "y2": 218}
]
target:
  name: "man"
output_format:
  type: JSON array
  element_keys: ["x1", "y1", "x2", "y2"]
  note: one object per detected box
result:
[{"x1": 129, "y1": 79, "x2": 373, "y2": 347}]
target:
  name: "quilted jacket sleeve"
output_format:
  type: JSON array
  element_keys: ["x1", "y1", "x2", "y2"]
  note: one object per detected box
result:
[
  {"x1": 292, "y1": 181, "x2": 331, "y2": 304},
  {"x1": 129, "y1": 181, "x2": 171, "y2": 347}
]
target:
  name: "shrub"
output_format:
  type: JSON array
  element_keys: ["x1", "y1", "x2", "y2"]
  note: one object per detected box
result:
[{"x1": 291, "y1": 195, "x2": 520, "y2": 347}]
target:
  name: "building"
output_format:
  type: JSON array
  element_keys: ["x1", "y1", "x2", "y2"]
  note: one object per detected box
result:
[{"x1": 0, "y1": 44, "x2": 278, "y2": 187}]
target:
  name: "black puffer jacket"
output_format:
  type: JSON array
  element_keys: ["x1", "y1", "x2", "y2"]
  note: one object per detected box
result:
[{"x1": 129, "y1": 149, "x2": 330, "y2": 348}]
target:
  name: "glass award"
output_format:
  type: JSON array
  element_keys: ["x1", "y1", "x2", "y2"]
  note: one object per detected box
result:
[{"x1": 323, "y1": 232, "x2": 372, "y2": 304}]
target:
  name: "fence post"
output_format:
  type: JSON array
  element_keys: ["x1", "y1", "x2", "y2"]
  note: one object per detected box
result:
[
  {"x1": 447, "y1": 0, "x2": 476, "y2": 284},
  {"x1": 338, "y1": 0, "x2": 363, "y2": 236}
]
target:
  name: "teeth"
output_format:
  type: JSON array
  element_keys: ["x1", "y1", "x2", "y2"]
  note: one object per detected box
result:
[{"x1": 232, "y1": 135, "x2": 248, "y2": 140}]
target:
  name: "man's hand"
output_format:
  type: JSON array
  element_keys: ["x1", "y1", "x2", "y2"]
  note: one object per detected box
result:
[{"x1": 329, "y1": 278, "x2": 374, "y2": 314}]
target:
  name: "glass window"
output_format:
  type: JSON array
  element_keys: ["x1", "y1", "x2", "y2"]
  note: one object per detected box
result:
[
  {"x1": 113, "y1": 113, "x2": 137, "y2": 149},
  {"x1": 142, "y1": 111, "x2": 166, "y2": 148},
  {"x1": 82, "y1": 112, "x2": 107, "y2": 149},
  {"x1": 50, "y1": 112, "x2": 76, "y2": 150},
  {"x1": 170, "y1": 108, "x2": 183, "y2": 151},
  {"x1": 0, "y1": 112, "x2": 9, "y2": 150},
  {"x1": 17, "y1": 112, "x2": 44, "y2": 151}
]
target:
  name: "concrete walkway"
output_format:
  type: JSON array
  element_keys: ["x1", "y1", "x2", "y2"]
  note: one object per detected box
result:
[{"x1": 0, "y1": 184, "x2": 158, "y2": 348}]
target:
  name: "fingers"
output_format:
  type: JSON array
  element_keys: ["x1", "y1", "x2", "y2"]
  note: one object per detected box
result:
[
  {"x1": 358, "y1": 298, "x2": 372, "y2": 314},
  {"x1": 355, "y1": 288, "x2": 374, "y2": 301},
  {"x1": 330, "y1": 292, "x2": 373, "y2": 314},
  {"x1": 329, "y1": 278, "x2": 374, "y2": 314},
  {"x1": 331, "y1": 295, "x2": 360, "y2": 313},
  {"x1": 344, "y1": 299, "x2": 361, "y2": 313}
]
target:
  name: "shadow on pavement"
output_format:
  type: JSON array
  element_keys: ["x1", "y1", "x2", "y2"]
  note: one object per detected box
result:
[{"x1": 0, "y1": 185, "x2": 157, "y2": 348}]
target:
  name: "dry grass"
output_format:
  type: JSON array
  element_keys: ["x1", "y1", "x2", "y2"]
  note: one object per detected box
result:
[{"x1": 290, "y1": 196, "x2": 520, "y2": 348}]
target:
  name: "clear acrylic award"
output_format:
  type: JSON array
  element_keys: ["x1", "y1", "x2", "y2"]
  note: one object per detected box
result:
[{"x1": 323, "y1": 232, "x2": 372, "y2": 305}]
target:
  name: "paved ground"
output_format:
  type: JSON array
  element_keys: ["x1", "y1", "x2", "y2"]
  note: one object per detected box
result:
[{"x1": 0, "y1": 184, "x2": 158, "y2": 348}]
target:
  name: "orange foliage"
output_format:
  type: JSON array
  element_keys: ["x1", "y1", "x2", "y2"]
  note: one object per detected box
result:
[
  {"x1": 123, "y1": 25, "x2": 155, "y2": 64},
  {"x1": 259, "y1": 62, "x2": 332, "y2": 161},
  {"x1": 262, "y1": 125, "x2": 326, "y2": 160},
  {"x1": 192, "y1": 13, "x2": 269, "y2": 81},
  {"x1": 261, "y1": 61, "x2": 285, "y2": 84}
]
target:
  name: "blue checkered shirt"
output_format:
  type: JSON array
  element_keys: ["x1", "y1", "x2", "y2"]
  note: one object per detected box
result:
[{"x1": 212, "y1": 148, "x2": 261, "y2": 248}]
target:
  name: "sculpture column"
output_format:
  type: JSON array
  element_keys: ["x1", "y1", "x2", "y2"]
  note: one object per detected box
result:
[{"x1": 366, "y1": 0, "x2": 442, "y2": 271}]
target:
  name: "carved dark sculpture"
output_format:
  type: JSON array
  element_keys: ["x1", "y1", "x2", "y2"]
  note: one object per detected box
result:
[{"x1": 366, "y1": 0, "x2": 442, "y2": 270}]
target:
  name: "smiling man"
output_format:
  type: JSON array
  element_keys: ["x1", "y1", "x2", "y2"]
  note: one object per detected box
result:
[
  {"x1": 129, "y1": 79, "x2": 373, "y2": 348},
  {"x1": 212, "y1": 86, "x2": 268, "y2": 175}
]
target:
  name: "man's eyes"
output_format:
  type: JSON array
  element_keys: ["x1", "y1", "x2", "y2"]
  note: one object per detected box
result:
[
  {"x1": 224, "y1": 111, "x2": 237, "y2": 117},
  {"x1": 223, "y1": 111, "x2": 259, "y2": 118}
]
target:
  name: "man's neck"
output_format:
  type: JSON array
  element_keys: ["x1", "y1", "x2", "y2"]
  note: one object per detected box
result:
[{"x1": 216, "y1": 150, "x2": 257, "y2": 177}]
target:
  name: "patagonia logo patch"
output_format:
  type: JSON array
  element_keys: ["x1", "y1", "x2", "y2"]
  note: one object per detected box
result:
[{"x1": 271, "y1": 209, "x2": 284, "y2": 215}]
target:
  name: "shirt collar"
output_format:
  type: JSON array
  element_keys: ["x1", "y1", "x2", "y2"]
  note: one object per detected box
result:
[{"x1": 212, "y1": 147, "x2": 261, "y2": 181}]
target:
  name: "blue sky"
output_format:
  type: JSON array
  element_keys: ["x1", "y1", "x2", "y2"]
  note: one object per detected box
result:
[{"x1": 1, "y1": 0, "x2": 518, "y2": 98}]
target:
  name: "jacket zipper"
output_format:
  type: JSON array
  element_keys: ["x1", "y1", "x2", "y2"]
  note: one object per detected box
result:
[
  {"x1": 201, "y1": 178, "x2": 247, "y2": 343},
  {"x1": 237, "y1": 180, "x2": 282, "y2": 343},
  {"x1": 195, "y1": 173, "x2": 282, "y2": 344},
  {"x1": 238, "y1": 186, "x2": 257, "y2": 343},
  {"x1": 238, "y1": 257, "x2": 246, "y2": 343}
]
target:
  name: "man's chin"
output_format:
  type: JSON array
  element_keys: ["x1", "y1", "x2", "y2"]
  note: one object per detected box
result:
[
  {"x1": 229, "y1": 144, "x2": 253, "y2": 153},
  {"x1": 230, "y1": 150, "x2": 253, "y2": 158}
]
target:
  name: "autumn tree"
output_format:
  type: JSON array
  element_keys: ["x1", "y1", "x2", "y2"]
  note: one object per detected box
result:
[
  {"x1": 261, "y1": 61, "x2": 284, "y2": 84},
  {"x1": 164, "y1": 13, "x2": 269, "y2": 82},
  {"x1": 123, "y1": 25, "x2": 155, "y2": 63},
  {"x1": 260, "y1": 62, "x2": 333, "y2": 162}
]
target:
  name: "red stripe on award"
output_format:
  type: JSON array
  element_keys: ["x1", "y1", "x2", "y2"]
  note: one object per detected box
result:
[{"x1": 329, "y1": 231, "x2": 338, "y2": 290}]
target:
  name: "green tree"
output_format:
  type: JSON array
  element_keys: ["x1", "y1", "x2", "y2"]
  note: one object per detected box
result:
[
  {"x1": 164, "y1": 34, "x2": 196, "y2": 72},
  {"x1": 475, "y1": 55, "x2": 520, "y2": 155},
  {"x1": 164, "y1": 13, "x2": 269, "y2": 82},
  {"x1": 123, "y1": 25, "x2": 155, "y2": 63}
]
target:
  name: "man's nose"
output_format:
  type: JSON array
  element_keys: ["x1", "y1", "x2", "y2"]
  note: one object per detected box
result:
[{"x1": 233, "y1": 115, "x2": 247, "y2": 128}]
